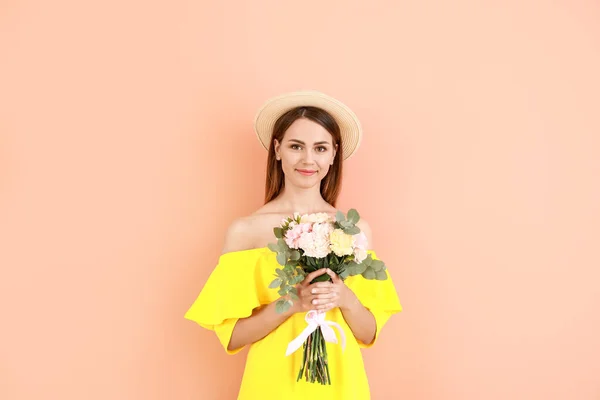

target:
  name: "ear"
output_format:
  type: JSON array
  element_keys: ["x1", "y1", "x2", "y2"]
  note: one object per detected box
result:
[
  {"x1": 274, "y1": 139, "x2": 281, "y2": 159},
  {"x1": 332, "y1": 143, "x2": 338, "y2": 164}
]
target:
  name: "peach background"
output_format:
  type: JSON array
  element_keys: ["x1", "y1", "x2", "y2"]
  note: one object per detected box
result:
[{"x1": 1, "y1": 1, "x2": 599, "y2": 399}]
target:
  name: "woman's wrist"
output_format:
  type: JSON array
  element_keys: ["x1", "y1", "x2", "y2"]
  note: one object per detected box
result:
[{"x1": 339, "y1": 288, "x2": 360, "y2": 312}]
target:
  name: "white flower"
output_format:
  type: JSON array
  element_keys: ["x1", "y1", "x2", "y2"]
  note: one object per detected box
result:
[
  {"x1": 298, "y1": 222, "x2": 332, "y2": 258},
  {"x1": 300, "y1": 212, "x2": 333, "y2": 224},
  {"x1": 329, "y1": 229, "x2": 355, "y2": 257},
  {"x1": 353, "y1": 248, "x2": 368, "y2": 263}
]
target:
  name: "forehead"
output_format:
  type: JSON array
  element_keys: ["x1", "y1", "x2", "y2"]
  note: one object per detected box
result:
[{"x1": 282, "y1": 118, "x2": 333, "y2": 144}]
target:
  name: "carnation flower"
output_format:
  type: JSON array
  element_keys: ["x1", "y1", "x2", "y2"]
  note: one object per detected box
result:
[
  {"x1": 284, "y1": 223, "x2": 312, "y2": 249},
  {"x1": 298, "y1": 222, "x2": 332, "y2": 258},
  {"x1": 329, "y1": 229, "x2": 355, "y2": 257},
  {"x1": 352, "y1": 231, "x2": 369, "y2": 263},
  {"x1": 300, "y1": 212, "x2": 333, "y2": 224}
]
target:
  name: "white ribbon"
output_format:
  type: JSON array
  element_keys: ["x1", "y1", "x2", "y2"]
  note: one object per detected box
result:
[{"x1": 285, "y1": 310, "x2": 346, "y2": 356}]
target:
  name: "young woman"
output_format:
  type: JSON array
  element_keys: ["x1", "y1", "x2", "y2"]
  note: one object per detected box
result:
[{"x1": 185, "y1": 90, "x2": 402, "y2": 399}]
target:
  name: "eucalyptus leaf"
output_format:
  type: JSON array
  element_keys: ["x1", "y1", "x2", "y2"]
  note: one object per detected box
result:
[
  {"x1": 290, "y1": 250, "x2": 301, "y2": 261},
  {"x1": 277, "y1": 238, "x2": 287, "y2": 251},
  {"x1": 347, "y1": 209, "x2": 360, "y2": 224},
  {"x1": 276, "y1": 252, "x2": 287, "y2": 266},
  {"x1": 375, "y1": 270, "x2": 388, "y2": 280},
  {"x1": 278, "y1": 287, "x2": 290, "y2": 296},
  {"x1": 335, "y1": 210, "x2": 345, "y2": 223},
  {"x1": 343, "y1": 226, "x2": 360, "y2": 235},
  {"x1": 338, "y1": 268, "x2": 350, "y2": 280},
  {"x1": 275, "y1": 300, "x2": 289, "y2": 314},
  {"x1": 275, "y1": 268, "x2": 286, "y2": 278},
  {"x1": 362, "y1": 255, "x2": 373, "y2": 267},
  {"x1": 267, "y1": 242, "x2": 279, "y2": 253},
  {"x1": 362, "y1": 267, "x2": 376, "y2": 280},
  {"x1": 370, "y1": 260, "x2": 385, "y2": 272},
  {"x1": 348, "y1": 261, "x2": 367, "y2": 275},
  {"x1": 274, "y1": 227, "x2": 284, "y2": 239},
  {"x1": 339, "y1": 220, "x2": 352, "y2": 228},
  {"x1": 269, "y1": 278, "x2": 283, "y2": 288}
]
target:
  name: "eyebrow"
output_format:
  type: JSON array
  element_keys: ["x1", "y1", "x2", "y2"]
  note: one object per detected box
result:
[{"x1": 288, "y1": 139, "x2": 331, "y2": 146}]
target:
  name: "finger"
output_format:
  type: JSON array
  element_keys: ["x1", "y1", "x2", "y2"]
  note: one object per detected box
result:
[
  {"x1": 309, "y1": 286, "x2": 334, "y2": 295},
  {"x1": 325, "y1": 268, "x2": 341, "y2": 283},
  {"x1": 315, "y1": 301, "x2": 336, "y2": 310},
  {"x1": 312, "y1": 292, "x2": 337, "y2": 300},
  {"x1": 303, "y1": 268, "x2": 329, "y2": 284},
  {"x1": 310, "y1": 281, "x2": 333, "y2": 289}
]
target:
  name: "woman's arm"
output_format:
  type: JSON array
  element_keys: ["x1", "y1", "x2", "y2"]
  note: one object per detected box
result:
[
  {"x1": 228, "y1": 268, "x2": 338, "y2": 351},
  {"x1": 339, "y1": 289, "x2": 377, "y2": 345},
  {"x1": 313, "y1": 269, "x2": 377, "y2": 345},
  {"x1": 227, "y1": 300, "x2": 294, "y2": 351}
]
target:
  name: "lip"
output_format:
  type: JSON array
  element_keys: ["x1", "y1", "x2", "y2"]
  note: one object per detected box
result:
[{"x1": 296, "y1": 169, "x2": 317, "y2": 176}]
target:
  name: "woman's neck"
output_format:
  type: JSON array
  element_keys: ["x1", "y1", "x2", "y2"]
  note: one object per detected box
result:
[{"x1": 273, "y1": 186, "x2": 334, "y2": 215}]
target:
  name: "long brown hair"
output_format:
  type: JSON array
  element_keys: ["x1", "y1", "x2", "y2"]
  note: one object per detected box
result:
[{"x1": 264, "y1": 106, "x2": 344, "y2": 207}]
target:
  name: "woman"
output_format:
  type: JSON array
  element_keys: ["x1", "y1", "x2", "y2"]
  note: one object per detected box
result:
[{"x1": 185, "y1": 90, "x2": 402, "y2": 399}]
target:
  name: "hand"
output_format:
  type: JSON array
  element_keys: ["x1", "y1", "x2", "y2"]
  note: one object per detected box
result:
[{"x1": 293, "y1": 268, "x2": 356, "y2": 313}]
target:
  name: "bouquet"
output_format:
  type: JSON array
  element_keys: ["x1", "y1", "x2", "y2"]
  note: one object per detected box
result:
[{"x1": 267, "y1": 209, "x2": 388, "y2": 385}]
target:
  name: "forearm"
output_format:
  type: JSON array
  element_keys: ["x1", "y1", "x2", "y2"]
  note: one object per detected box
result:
[
  {"x1": 340, "y1": 293, "x2": 377, "y2": 345},
  {"x1": 227, "y1": 298, "x2": 294, "y2": 351}
]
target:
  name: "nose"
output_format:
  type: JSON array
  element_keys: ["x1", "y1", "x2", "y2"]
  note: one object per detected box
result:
[{"x1": 301, "y1": 149, "x2": 314, "y2": 164}]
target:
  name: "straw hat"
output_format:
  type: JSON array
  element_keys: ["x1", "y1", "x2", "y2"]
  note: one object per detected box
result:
[{"x1": 253, "y1": 90, "x2": 363, "y2": 160}]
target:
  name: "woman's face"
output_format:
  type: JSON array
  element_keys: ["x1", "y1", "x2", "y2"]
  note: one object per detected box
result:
[{"x1": 274, "y1": 118, "x2": 337, "y2": 189}]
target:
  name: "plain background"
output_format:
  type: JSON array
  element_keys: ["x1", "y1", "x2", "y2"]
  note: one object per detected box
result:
[{"x1": 1, "y1": 0, "x2": 599, "y2": 399}]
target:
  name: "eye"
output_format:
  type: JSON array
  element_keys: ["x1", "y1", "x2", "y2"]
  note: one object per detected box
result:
[{"x1": 316, "y1": 146, "x2": 328, "y2": 152}]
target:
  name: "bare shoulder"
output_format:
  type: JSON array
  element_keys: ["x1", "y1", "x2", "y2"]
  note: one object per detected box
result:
[
  {"x1": 356, "y1": 218, "x2": 373, "y2": 249},
  {"x1": 220, "y1": 217, "x2": 253, "y2": 254},
  {"x1": 220, "y1": 212, "x2": 283, "y2": 254}
]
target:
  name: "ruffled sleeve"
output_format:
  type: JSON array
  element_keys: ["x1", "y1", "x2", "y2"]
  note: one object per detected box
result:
[
  {"x1": 345, "y1": 250, "x2": 402, "y2": 348},
  {"x1": 184, "y1": 249, "x2": 273, "y2": 355}
]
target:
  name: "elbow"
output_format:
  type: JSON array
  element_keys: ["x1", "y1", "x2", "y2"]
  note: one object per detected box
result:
[{"x1": 360, "y1": 332, "x2": 376, "y2": 346}]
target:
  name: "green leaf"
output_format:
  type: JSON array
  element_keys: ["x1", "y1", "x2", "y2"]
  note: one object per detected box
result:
[
  {"x1": 335, "y1": 210, "x2": 345, "y2": 223},
  {"x1": 338, "y1": 220, "x2": 351, "y2": 228},
  {"x1": 278, "y1": 286, "x2": 290, "y2": 296},
  {"x1": 362, "y1": 267, "x2": 376, "y2": 280},
  {"x1": 370, "y1": 260, "x2": 385, "y2": 272},
  {"x1": 290, "y1": 250, "x2": 301, "y2": 261},
  {"x1": 269, "y1": 278, "x2": 283, "y2": 288},
  {"x1": 267, "y1": 242, "x2": 279, "y2": 253},
  {"x1": 375, "y1": 270, "x2": 388, "y2": 280},
  {"x1": 343, "y1": 226, "x2": 360, "y2": 235},
  {"x1": 276, "y1": 252, "x2": 287, "y2": 266},
  {"x1": 362, "y1": 255, "x2": 373, "y2": 267},
  {"x1": 277, "y1": 238, "x2": 287, "y2": 251},
  {"x1": 275, "y1": 299, "x2": 289, "y2": 314},
  {"x1": 275, "y1": 268, "x2": 286, "y2": 278},
  {"x1": 338, "y1": 267, "x2": 350, "y2": 280},
  {"x1": 347, "y1": 261, "x2": 367, "y2": 275},
  {"x1": 274, "y1": 227, "x2": 284, "y2": 239},
  {"x1": 347, "y1": 209, "x2": 360, "y2": 224}
]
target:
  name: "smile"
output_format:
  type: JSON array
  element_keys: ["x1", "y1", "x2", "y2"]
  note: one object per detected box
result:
[{"x1": 296, "y1": 169, "x2": 317, "y2": 176}]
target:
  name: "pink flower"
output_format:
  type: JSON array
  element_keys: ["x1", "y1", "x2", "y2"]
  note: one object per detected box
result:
[
  {"x1": 284, "y1": 223, "x2": 312, "y2": 249},
  {"x1": 353, "y1": 232, "x2": 369, "y2": 263},
  {"x1": 353, "y1": 231, "x2": 368, "y2": 249},
  {"x1": 298, "y1": 222, "x2": 332, "y2": 258}
]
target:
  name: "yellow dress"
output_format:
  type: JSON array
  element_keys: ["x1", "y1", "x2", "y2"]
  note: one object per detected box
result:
[{"x1": 184, "y1": 247, "x2": 402, "y2": 399}]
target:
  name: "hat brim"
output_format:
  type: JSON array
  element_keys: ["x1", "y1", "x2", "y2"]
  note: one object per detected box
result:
[{"x1": 253, "y1": 90, "x2": 363, "y2": 160}]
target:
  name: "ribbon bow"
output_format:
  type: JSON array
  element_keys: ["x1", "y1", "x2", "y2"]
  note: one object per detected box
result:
[{"x1": 285, "y1": 310, "x2": 346, "y2": 356}]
